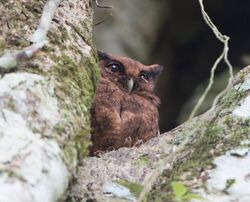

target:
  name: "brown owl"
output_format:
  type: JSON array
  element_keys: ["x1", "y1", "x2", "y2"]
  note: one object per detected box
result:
[{"x1": 89, "y1": 51, "x2": 163, "y2": 156}]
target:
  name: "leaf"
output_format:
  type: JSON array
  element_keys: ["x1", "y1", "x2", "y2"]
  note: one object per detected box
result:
[
  {"x1": 182, "y1": 193, "x2": 203, "y2": 200},
  {"x1": 171, "y1": 181, "x2": 188, "y2": 199},
  {"x1": 116, "y1": 180, "x2": 143, "y2": 197}
]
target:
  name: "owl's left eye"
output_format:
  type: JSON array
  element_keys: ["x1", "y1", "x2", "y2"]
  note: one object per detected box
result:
[
  {"x1": 106, "y1": 62, "x2": 122, "y2": 73},
  {"x1": 139, "y1": 72, "x2": 149, "y2": 83}
]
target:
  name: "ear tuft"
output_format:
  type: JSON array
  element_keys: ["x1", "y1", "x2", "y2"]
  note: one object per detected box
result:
[
  {"x1": 97, "y1": 51, "x2": 109, "y2": 61},
  {"x1": 151, "y1": 65, "x2": 163, "y2": 77}
]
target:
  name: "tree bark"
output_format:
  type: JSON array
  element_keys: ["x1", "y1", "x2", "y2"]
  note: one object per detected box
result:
[
  {"x1": 0, "y1": 0, "x2": 99, "y2": 201},
  {"x1": 1, "y1": 1, "x2": 250, "y2": 202},
  {"x1": 70, "y1": 66, "x2": 250, "y2": 202}
]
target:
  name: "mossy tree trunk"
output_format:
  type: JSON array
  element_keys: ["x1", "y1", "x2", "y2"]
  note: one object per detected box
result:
[
  {"x1": 71, "y1": 66, "x2": 250, "y2": 201},
  {"x1": 2, "y1": 1, "x2": 250, "y2": 202},
  {"x1": 0, "y1": 0, "x2": 99, "y2": 201}
]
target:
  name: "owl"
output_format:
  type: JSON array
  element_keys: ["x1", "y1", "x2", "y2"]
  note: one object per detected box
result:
[{"x1": 89, "y1": 51, "x2": 163, "y2": 156}]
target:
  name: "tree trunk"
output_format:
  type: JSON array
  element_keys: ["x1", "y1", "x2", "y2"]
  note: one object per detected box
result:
[
  {"x1": 0, "y1": 0, "x2": 99, "y2": 201},
  {"x1": 70, "y1": 66, "x2": 250, "y2": 202},
  {"x1": 1, "y1": 1, "x2": 250, "y2": 202}
]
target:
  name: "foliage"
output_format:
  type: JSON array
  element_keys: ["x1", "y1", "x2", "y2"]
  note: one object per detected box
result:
[
  {"x1": 116, "y1": 180, "x2": 143, "y2": 197},
  {"x1": 171, "y1": 181, "x2": 202, "y2": 202}
]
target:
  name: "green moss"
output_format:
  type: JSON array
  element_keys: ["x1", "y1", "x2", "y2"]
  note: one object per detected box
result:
[
  {"x1": 34, "y1": 1, "x2": 99, "y2": 163},
  {"x1": 1, "y1": 0, "x2": 99, "y2": 169},
  {"x1": 147, "y1": 124, "x2": 220, "y2": 201},
  {"x1": 176, "y1": 125, "x2": 221, "y2": 175},
  {"x1": 223, "y1": 117, "x2": 250, "y2": 147},
  {"x1": 223, "y1": 179, "x2": 235, "y2": 193},
  {"x1": 221, "y1": 89, "x2": 246, "y2": 109},
  {"x1": 62, "y1": 143, "x2": 77, "y2": 168},
  {"x1": 71, "y1": 24, "x2": 92, "y2": 46},
  {"x1": 136, "y1": 155, "x2": 151, "y2": 167},
  {"x1": 51, "y1": 52, "x2": 100, "y2": 160},
  {"x1": 148, "y1": 111, "x2": 250, "y2": 201},
  {"x1": 0, "y1": 36, "x2": 5, "y2": 51},
  {"x1": 224, "y1": 115, "x2": 233, "y2": 127},
  {"x1": 59, "y1": 26, "x2": 70, "y2": 43},
  {"x1": 75, "y1": 126, "x2": 92, "y2": 157}
]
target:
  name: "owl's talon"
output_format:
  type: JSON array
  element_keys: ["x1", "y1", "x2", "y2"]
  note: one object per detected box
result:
[
  {"x1": 123, "y1": 136, "x2": 132, "y2": 147},
  {"x1": 133, "y1": 139, "x2": 144, "y2": 147},
  {"x1": 93, "y1": 150, "x2": 105, "y2": 157},
  {"x1": 106, "y1": 147, "x2": 116, "y2": 152}
]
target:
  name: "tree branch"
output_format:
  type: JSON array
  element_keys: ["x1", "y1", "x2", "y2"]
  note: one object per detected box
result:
[
  {"x1": 70, "y1": 65, "x2": 250, "y2": 201},
  {"x1": 0, "y1": 0, "x2": 61, "y2": 72}
]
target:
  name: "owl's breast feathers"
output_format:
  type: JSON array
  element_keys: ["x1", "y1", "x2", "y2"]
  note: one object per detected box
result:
[{"x1": 90, "y1": 77, "x2": 160, "y2": 155}]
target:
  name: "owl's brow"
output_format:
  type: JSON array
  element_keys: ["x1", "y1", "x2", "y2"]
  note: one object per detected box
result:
[{"x1": 105, "y1": 59, "x2": 124, "y2": 67}]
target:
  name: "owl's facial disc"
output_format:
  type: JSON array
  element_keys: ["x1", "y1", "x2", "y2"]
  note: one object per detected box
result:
[{"x1": 127, "y1": 78, "x2": 134, "y2": 93}]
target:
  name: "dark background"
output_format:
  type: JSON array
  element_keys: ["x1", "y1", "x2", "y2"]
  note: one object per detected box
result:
[{"x1": 93, "y1": 0, "x2": 250, "y2": 133}]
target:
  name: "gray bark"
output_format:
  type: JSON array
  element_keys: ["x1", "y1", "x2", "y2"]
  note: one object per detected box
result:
[
  {"x1": 0, "y1": 0, "x2": 98, "y2": 201},
  {"x1": 71, "y1": 66, "x2": 250, "y2": 202},
  {"x1": 1, "y1": 1, "x2": 250, "y2": 202}
]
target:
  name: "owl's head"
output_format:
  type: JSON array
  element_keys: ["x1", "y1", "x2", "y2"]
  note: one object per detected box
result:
[{"x1": 98, "y1": 51, "x2": 163, "y2": 94}]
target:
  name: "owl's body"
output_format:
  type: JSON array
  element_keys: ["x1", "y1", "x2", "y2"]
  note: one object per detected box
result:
[{"x1": 90, "y1": 52, "x2": 162, "y2": 155}]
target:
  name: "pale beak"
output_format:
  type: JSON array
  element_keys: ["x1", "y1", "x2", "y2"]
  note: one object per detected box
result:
[{"x1": 127, "y1": 78, "x2": 134, "y2": 93}]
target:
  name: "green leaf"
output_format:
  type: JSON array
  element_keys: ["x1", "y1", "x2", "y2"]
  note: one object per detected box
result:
[
  {"x1": 116, "y1": 180, "x2": 143, "y2": 197},
  {"x1": 182, "y1": 193, "x2": 203, "y2": 200},
  {"x1": 171, "y1": 181, "x2": 188, "y2": 198}
]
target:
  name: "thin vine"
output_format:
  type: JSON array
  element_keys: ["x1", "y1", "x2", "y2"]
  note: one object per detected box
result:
[
  {"x1": 138, "y1": 0, "x2": 234, "y2": 201},
  {"x1": 189, "y1": 0, "x2": 234, "y2": 119}
]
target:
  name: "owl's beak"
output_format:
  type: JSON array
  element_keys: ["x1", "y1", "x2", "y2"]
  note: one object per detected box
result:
[{"x1": 127, "y1": 78, "x2": 134, "y2": 93}]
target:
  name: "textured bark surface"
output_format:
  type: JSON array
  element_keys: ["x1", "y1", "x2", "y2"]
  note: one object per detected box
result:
[
  {"x1": 2, "y1": 1, "x2": 250, "y2": 202},
  {"x1": 71, "y1": 66, "x2": 250, "y2": 201},
  {"x1": 0, "y1": 1, "x2": 99, "y2": 201}
]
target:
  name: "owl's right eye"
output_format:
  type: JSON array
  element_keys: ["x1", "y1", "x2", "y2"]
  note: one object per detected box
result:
[{"x1": 106, "y1": 62, "x2": 122, "y2": 73}]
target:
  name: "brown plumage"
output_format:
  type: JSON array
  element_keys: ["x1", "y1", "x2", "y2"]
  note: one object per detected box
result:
[{"x1": 89, "y1": 51, "x2": 163, "y2": 156}]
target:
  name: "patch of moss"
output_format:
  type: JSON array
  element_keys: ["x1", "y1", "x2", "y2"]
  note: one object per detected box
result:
[
  {"x1": 148, "y1": 111, "x2": 250, "y2": 201},
  {"x1": 0, "y1": 36, "x2": 5, "y2": 51},
  {"x1": 71, "y1": 23, "x2": 93, "y2": 46},
  {"x1": 220, "y1": 89, "x2": 246, "y2": 109},
  {"x1": 223, "y1": 178, "x2": 235, "y2": 194},
  {"x1": 136, "y1": 155, "x2": 151, "y2": 167},
  {"x1": 223, "y1": 116, "x2": 250, "y2": 147},
  {"x1": 62, "y1": 142, "x2": 77, "y2": 169},
  {"x1": 51, "y1": 52, "x2": 100, "y2": 161},
  {"x1": 147, "y1": 123, "x2": 220, "y2": 201},
  {"x1": 176, "y1": 125, "x2": 221, "y2": 175}
]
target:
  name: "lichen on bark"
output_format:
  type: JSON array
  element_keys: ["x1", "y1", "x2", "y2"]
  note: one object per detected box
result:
[
  {"x1": 0, "y1": 0, "x2": 100, "y2": 201},
  {"x1": 69, "y1": 66, "x2": 250, "y2": 202},
  {"x1": 148, "y1": 66, "x2": 250, "y2": 201}
]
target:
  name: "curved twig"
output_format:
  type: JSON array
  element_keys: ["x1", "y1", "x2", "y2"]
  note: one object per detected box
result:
[
  {"x1": 188, "y1": 0, "x2": 234, "y2": 119},
  {"x1": 95, "y1": 0, "x2": 113, "y2": 9},
  {"x1": 138, "y1": 0, "x2": 234, "y2": 201},
  {"x1": 0, "y1": 0, "x2": 61, "y2": 72}
]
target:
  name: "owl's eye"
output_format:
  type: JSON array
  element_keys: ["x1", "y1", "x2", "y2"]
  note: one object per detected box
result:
[
  {"x1": 106, "y1": 62, "x2": 122, "y2": 73},
  {"x1": 139, "y1": 72, "x2": 149, "y2": 83}
]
